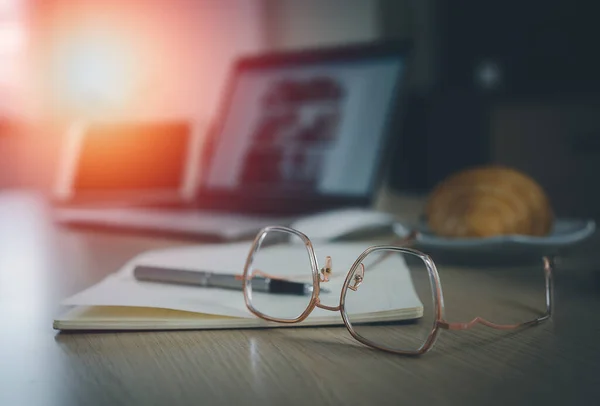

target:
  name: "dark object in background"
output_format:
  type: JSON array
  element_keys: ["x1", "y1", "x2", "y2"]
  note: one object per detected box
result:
[
  {"x1": 386, "y1": 0, "x2": 600, "y2": 221},
  {"x1": 388, "y1": 88, "x2": 600, "y2": 221},
  {"x1": 388, "y1": 88, "x2": 489, "y2": 193},
  {"x1": 435, "y1": 0, "x2": 600, "y2": 97}
]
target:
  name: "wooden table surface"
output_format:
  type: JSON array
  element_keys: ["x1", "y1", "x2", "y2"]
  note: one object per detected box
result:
[{"x1": 1, "y1": 191, "x2": 599, "y2": 406}]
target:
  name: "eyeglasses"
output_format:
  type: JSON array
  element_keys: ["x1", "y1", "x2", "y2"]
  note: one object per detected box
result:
[{"x1": 242, "y1": 225, "x2": 554, "y2": 355}]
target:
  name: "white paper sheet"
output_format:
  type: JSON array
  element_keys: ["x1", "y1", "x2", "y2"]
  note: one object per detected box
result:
[{"x1": 61, "y1": 241, "x2": 424, "y2": 320}]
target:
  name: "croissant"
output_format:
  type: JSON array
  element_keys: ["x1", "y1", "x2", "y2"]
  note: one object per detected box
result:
[{"x1": 425, "y1": 166, "x2": 554, "y2": 238}]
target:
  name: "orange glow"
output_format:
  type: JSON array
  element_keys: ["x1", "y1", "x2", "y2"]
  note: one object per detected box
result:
[
  {"x1": 29, "y1": 0, "x2": 264, "y2": 121},
  {"x1": 36, "y1": 0, "x2": 177, "y2": 119}
]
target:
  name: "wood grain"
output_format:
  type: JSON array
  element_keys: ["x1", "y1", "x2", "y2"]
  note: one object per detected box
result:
[{"x1": 1, "y1": 192, "x2": 599, "y2": 406}]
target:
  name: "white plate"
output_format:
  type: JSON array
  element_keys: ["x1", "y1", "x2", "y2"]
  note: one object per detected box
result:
[{"x1": 394, "y1": 218, "x2": 596, "y2": 257}]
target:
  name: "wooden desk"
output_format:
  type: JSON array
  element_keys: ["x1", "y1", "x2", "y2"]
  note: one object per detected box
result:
[{"x1": 1, "y1": 191, "x2": 599, "y2": 405}]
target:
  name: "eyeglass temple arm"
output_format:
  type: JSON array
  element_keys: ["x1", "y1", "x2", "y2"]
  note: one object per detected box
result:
[
  {"x1": 393, "y1": 229, "x2": 419, "y2": 247},
  {"x1": 236, "y1": 269, "x2": 295, "y2": 281},
  {"x1": 438, "y1": 256, "x2": 555, "y2": 331},
  {"x1": 360, "y1": 229, "x2": 420, "y2": 272}
]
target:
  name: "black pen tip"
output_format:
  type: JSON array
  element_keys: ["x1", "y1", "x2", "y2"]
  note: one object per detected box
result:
[{"x1": 268, "y1": 279, "x2": 308, "y2": 295}]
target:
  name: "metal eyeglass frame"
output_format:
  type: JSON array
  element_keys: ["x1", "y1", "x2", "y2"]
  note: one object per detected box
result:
[{"x1": 242, "y1": 225, "x2": 554, "y2": 356}]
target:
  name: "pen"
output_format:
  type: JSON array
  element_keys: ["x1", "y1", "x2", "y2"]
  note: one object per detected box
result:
[{"x1": 133, "y1": 265, "x2": 318, "y2": 295}]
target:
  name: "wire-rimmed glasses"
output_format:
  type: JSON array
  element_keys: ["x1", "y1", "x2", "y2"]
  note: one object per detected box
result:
[{"x1": 242, "y1": 225, "x2": 554, "y2": 355}]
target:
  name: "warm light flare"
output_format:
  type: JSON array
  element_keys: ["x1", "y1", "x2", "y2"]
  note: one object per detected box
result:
[
  {"x1": 32, "y1": 0, "x2": 264, "y2": 120},
  {"x1": 57, "y1": 32, "x2": 135, "y2": 113},
  {"x1": 0, "y1": 22, "x2": 25, "y2": 54},
  {"x1": 38, "y1": 1, "x2": 158, "y2": 119},
  {"x1": 0, "y1": 0, "x2": 21, "y2": 15}
]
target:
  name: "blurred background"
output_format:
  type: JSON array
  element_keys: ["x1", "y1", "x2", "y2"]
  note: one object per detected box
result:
[{"x1": 0, "y1": 0, "x2": 599, "y2": 220}]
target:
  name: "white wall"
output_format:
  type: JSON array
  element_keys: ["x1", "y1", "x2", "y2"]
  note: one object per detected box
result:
[
  {"x1": 0, "y1": 0, "x2": 28, "y2": 118},
  {"x1": 6, "y1": 0, "x2": 267, "y2": 191},
  {"x1": 265, "y1": 0, "x2": 381, "y2": 50},
  {"x1": 264, "y1": 0, "x2": 437, "y2": 94},
  {"x1": 122, "y1": 0, "x2": 265, "y2": 123},
  {"x1": 30, "y1": 0, "x2": 266, "y2": 125}
]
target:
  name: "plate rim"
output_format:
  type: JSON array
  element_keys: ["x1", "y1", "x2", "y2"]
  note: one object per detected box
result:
[{"x1": 395, "y1": 218, "x2": 596, "y2": 248}]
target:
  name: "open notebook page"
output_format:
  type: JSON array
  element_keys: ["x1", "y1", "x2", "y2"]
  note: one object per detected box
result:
[{"x1": 60, "y1": 241, "x2": 423, "y2": 323}]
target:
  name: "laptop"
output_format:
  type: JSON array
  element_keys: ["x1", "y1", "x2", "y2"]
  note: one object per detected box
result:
[{"x1": 53, "y1": 41, "x2": 411, "y2": 240}]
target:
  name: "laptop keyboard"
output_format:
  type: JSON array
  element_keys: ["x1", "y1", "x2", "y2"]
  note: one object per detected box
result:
[{"x1": 54, "y1": 207, "x2": 293, "y2": 240}]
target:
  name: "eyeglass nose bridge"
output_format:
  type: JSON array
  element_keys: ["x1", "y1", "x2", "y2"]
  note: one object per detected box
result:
[
  {"x1": 315, "y1": 255, "x2": 341, "y2": 312},
  {"x1": 318, "y1": 255, "x2": 365, "y2": 290}
]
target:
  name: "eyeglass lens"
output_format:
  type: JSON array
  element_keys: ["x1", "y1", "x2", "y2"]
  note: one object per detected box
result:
[
  {"x1": 245, "y1": 229, "x2": 315, "y2": 321},
  {"x1": 343, "y1": 249, "x2": 437, "y2": 353}
]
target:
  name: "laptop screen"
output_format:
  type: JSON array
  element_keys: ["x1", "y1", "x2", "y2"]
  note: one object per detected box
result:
[
  {"x1": 202, "y1": 49, "x2": 406, "y2": 205},
  {"x1": 56, "y1": 43, "x2": 409, "y2": 213}
]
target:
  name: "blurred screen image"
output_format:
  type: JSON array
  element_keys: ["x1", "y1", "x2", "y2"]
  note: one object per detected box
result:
[
  {"x1": 240, "y1": 76, "x2": 344, "y2": 190},
  {"x1": 205, "y1": 56, "x2": 405, "y2": 198}
]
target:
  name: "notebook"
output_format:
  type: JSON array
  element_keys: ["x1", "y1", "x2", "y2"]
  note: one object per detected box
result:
[{"x1": 53, "y1": 241, "x2": 423, "y2": 331}]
